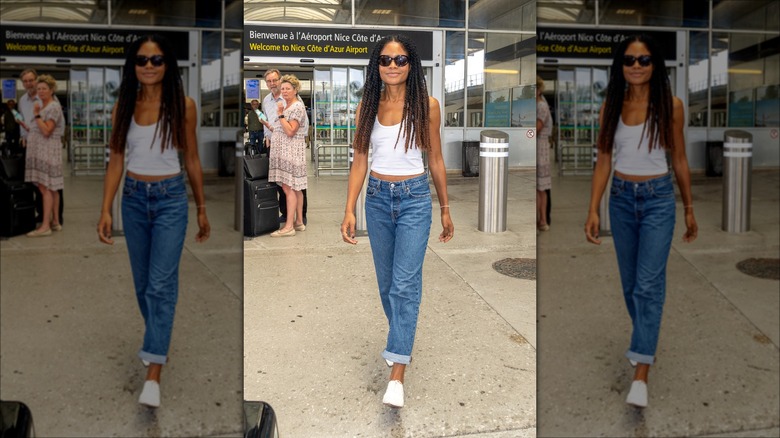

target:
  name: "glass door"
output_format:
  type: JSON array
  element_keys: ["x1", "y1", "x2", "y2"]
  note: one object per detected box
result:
[
  {"x1": 556, "y1": 67, "x2": 608, "y2": 175},
  {"x1": 69, "y1": 67, "x2": 120, "y2": 175},
  {"x1": 313, "y1": 66, "x2": 364, "y2": 176}
]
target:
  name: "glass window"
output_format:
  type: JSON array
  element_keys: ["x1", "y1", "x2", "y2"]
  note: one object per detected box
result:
[
  {"x1": 688, "y1": 31, "x2": 710, "y2": 127},
  {"x1": 223, "y1": 32, "x2": 242, "y2": 128},
  {"x1": 225, "y1": 0, "x2": 243, "y2": 29},
  {"x1": 713, "y1": 0, "x2": 780, "y2": 31},
  {"x1": 355, "y1": 0, "x2": 465, "y2": 28},
  {"x1": 244, "y1": 0, "x2": 350, "y2": 25},
  {"x1": 468, "y1": 32, "x2": 534, "y2": 128},
  {"x1": 469, "y1": 0, "x2": 534, "y2": 31},
  {"x1": 444, "y1": 31, "x2": 466, "y2": 127},
  {"x1": 201, "y1": 31, "x2": 222, "y2": 127},
  {"x1": 537, "y1": 0, "x2": 595, "y2": 25},
  {"x1": 599, "y1": 1, "x2": 708, "y2": 28},
  {"x1": 711, "y1": 32, "x2": 780, "y2": 127},
  {"x1": 111, "y1": 0, "x2": 221, "y2": 27},
  {"x1": 0, "y1": 1, "x2": 108, "y2": 24}
]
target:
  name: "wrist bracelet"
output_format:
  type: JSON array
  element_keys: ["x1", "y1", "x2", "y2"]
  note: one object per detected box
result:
[
  {"x1": 197, "y1": 205, "x2": 206, "y2": 209},
  {"x1": 684, "y1": 205, "x2": 693, "y2": 209},
  {"x1": 440, "y1": 205, "x2": 450, "y2": 209}
]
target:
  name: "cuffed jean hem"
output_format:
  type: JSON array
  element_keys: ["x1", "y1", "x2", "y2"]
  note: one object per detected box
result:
[
  {"x1": 138, "y1": 350, "x2": 167, "y2": 365},
  {"x1": 626, "y1": 350, "x2": 655, "y2": 365},
  {"x1": 383, "y1": 350, "x2": 411, "y2": 365}
]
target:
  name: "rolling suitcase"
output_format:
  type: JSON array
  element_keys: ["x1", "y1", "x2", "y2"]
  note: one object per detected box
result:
[
  {"x1": 0, "y1": 181, "x2": 36, "y2": 237},
  {"x1": 243, "y1": 179, "x2": 279, "y2": 237}
]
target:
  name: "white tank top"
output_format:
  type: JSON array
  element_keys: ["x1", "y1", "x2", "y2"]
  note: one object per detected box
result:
[
  {"x1": 613, "y1": 117, "x2": 668, "y2": 176},
  {"x1": 369, "y1": 118, "x2": 424, "y2": 176},
  {"x1": 126, "y1": 118, "x2": 181, "y2": 176}
]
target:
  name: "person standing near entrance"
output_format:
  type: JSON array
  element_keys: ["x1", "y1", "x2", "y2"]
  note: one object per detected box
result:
[
  {"x1": 16, "y1": 69, "x2": 38, "y2": 147},
  {"x1": 340, "y1": 34, "x2": 454, "y2": 408},
  {"x1": 246, "y1": 99, "x2": 265, "y2": 155},
  {"x1": 97, "y1": 34, "x2": 210, "y2": 408},
  {"x1": 24, "y1": 74, "x2": 64, "y2": 237},
  {"x1": 267, "y1": 74, "x2": 307, "y2": 237},
  {"x1": 584, "y1": 34, "x2": 698, "y2": 408},
  {"x1": 536, "y1": 75, "x2": 552, "y2": 232},
  {"x1": 262, "y1": 68, "x2": 307, "y2": 224}
]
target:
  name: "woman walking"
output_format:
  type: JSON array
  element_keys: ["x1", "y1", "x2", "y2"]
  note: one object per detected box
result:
[
  {"x1": 340, "y1": 34, "x2": 454, "y2": 408},
  {"x1": 584, "y1": 34, "x2": 697, "y2": 408},
  {"x1": 24, "y1": 74, "x2": 64, "y2": 237},
  {"x1": 97, "y1": 34, "x2": 210, "y2": 408},
  {"x1": 268, "y1": 74, "x2": 307, "y2": 237}
]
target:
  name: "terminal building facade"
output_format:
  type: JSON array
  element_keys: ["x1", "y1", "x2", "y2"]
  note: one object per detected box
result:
[
  {"x1": 0, "y1": 0, "x2": 243, "y2": 173},
  {"x1": 536, "y1": 0, "x2": 779, "y2": 173}
]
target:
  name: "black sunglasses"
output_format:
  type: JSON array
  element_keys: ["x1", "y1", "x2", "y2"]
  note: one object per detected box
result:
[
  {"x1": 623, "y1": 55, "x2": 652, "y2": 67},
  {"x1": 135, "y1": 55, "x2": 165, "y2": 67},
  {"x1": 378, "y1": 55, "x2": 410, "y2": 67}
]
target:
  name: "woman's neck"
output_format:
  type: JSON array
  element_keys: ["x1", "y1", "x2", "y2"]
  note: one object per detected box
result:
[
  {"x1": 138, "y1": 84, "x2": 163, "y2": 102},
  {"x1": 382, "y1": 85, "x2": 406, "y2": 103},
  {"x1": 625, "y1": 84, "x2": 650, "y2": 102}
]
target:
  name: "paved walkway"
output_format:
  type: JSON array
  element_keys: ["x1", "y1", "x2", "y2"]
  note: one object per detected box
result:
[
  {"x1": 537, "y1": 169, "x2": 780, "y2": 437},
  {"x1": 243, "y1": 170, "x2": 537, "y2": 437},
  {"x1": 1, "y1": 170, "x2": 244, "y2": 437}
]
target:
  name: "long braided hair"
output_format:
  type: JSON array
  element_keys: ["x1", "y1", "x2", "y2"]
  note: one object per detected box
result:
[
  {"x1": 110, "y1": 34, "x2": 186, "y2": 153},
  {"x1": 353, "y1": 34, "x2": 430, "y2": 153},
  {"x1": 597, "y1": 34, "x2": 674, "y2": 153}
]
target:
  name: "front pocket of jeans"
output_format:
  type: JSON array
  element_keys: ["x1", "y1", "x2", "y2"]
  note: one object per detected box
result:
[
  {"x1": 406, "y1": 183, "x2": 431, "y2": 199},
  {"x1": 650, "y1": 182, "x2": 675, "y2": 199},
  {"x1": 163, "y1": 182, "x2": 188, "y2": 199},
  {"x1": 366, "y1": 184, "x2": 379, "y2": 198},
  {"x1": 610, "y1": 184, "x2": 624, "y2": 197},
  {"x1": 123, "y1": 184, "x2": 136, "y2": 197}
]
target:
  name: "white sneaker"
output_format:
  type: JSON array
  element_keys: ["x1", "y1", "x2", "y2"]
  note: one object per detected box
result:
[
  {"x1": 385, "y1": 358, "x2": 394, "y2": 367},
  {"x1": 142, "y1": 359, "x2": 150, "y2": 367},
  {"x1": 628, "y1": 358, "x2": 637, "y2": 367},
  {"x1": 382, "y1": 380, "x2": 404, "y2": 408},
  {"x1": 139, "y1": 380, "x2": 160, "y2": 408},
  {"x1": 626, "y1": 380, "x2": 647, "y2": 408}
]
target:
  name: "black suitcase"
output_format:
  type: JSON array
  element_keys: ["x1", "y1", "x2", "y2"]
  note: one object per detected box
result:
[
  {"x1": 0, "y1": 181, "x2": 36, "y2": 237},
  {"x1": 243, "y1": 179, "x2": 279, "y2": 237}
]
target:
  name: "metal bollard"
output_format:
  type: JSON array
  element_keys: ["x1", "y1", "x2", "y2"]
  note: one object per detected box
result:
[
  {"x1": 722, "y1": 130, "x2": 752, "y2": 232},
  {"x1": 235, "y1": 129, "x2": 245, "y2": 232},
  {"x1": 593, "y1": 145, "x2": 612, "y2": 236},
  {"x1": 349, "y1": 146, "x2": 371, "y2": 237},
  {"x1": 478, "y1": 130, "x2": 509, "y2": 233}
]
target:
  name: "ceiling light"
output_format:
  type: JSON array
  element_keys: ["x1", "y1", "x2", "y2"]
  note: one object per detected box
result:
[
  {"x1": 616, "y1": 9, "x2": 636, "y2": 15},
  {"x1": 484, "y1": 69, "x2": 519, "y2": 74},
  {"x1": 128, "y1": 9, "x2": 149, "y2": 15},
  {"x1": 372, "y1": 9, "x2": 392, "y2": 15}
]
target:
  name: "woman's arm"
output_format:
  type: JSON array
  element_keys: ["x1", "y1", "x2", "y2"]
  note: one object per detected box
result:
[
  {"x1": 33, "y1": 104, "x2": 57, "y2": 137},
  {"x1": 277, "y1": 102, "x2": 301, "y2": 137},
  {"x1": 670, "y1": 96, "x2": 698, "y2": 242},
  {"x1": 341, "y1": 102, "x2": 368, "y2": 244},
  {"x1": 182, "y1": 96, "x2": 211, "y2": 242},
  {"x1": 427, "y1": 97, "x2": 454, "y2": 243},
  {"x1": 98, "y1": 105, "x2": 125, "y2": 245},
  {"x1": 585, "y1": 104, "x2": 613, "y2": 244}
]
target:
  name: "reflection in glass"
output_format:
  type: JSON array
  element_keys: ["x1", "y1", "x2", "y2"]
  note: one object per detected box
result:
[
  {"x1": 537, "y1": 0, "x2": 595, "y2": 25},
  {"x1": 688, "y1": 31, "x2": 710, "y2": 127},
  {"x1": 111, "y1": 0, "x2": 221, "y2": 27},
  {"x1": 469, "y1": 0, "x2": 534, "y2": 31},
  {"x1": 355, "y1": 0, "x2": 465, "y2": 27},
  {"x1": 444, "y1": 31, "x2": 466, "y2": 127},
  {"x1": 223, "y1": 32, "x2": 242, "y2": 128},
  {"x1": 201, "y1": 31, "x2": 221, "y2": 127},
  {"x1": 712, "y1": 0, "x2": 780, "y2": 31},
  {"x1": 244, "y1": 0, "x2": 349, "y2": 24},
  {"x1": 599, "y1": 1, "x2": 707, "y2": 28}
]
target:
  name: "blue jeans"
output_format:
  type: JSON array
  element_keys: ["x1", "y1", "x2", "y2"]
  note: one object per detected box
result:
[
  {"x1": 609, "y1": 173, "x2": 676, "y2": 365},
  {"x1": 122, "y1": 173, "x2": 189, "y2": 364},
  {"x1": 248, "y1": 130, "x2": 264, "y2": 151},
  {"x1": 365, "y1": 173, "x2": 432, "y2": 365}
]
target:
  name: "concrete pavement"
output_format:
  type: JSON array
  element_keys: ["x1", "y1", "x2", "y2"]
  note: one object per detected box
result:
[
  {"x1": 1, "y1": 168, "x2": 244, "y2": 437},
  {"x1": 537, "y1": 169, "x2": 780, "y2": 437},
  {"x1": 243, "y1": 169, "x2": 537, "y2": 437}
]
